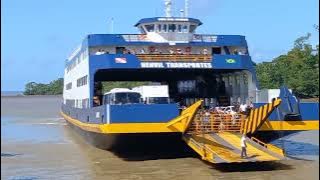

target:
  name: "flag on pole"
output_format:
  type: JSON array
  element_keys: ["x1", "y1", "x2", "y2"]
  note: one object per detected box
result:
[{"x1": 115, "y1": 57, "x2": 127, "y2": 63}]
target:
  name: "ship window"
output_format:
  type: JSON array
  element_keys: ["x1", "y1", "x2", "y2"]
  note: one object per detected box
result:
[
  {"x1": 243, "y1": 74, "x2": 248, "y2": 85},
  {"x1": 148, "y1": 97, "x2": 169, "y2": 104},
  {"x1": 168, "y1": 24, "x2": 176, "y2": 32},
  {"x1": 82, "y1": 99, "x2": 88, "y2": 108},
  {"x1": 104, "y1": 94, "x2": 111, "y2": 104},
  {"x1": 139, "y1": 27, "x2": 146, "y2": 34},
  {"x1": 157, "y1": 24, "x2": 161, "y2": 32},
  {"x1": 116, "y1": 47, "x2": 126, "y2": 54},
  {"x1": 114, "y1": 92, "x2": 141, "y2": 104},
  {"x1": 162, "y1": 24, "x2": 167, "y2": 32},
  {"x1": 177, "y1": 25, "x2": 182, "y2": 32},
  {"x1": 66, "y1": 82, "x2": 72, "y2": 90},
  {"x1": 212, "y1": 47, "x2": 221, "y2": 54},
  {"x1": 77, "y1": 75, "x2": 88, "y2": 87},
  {"x1": 182, "y1": 25, "x2": 188, "y2": 33},
  {"x1": 145, "y1": 24, "x2": 155, "y2": 32},
  {"x1": 189, "y1": 25, "x2": 197, "y2": 33}
]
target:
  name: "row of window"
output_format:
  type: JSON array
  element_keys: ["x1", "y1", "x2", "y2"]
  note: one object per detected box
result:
[
  {"x1": 77, "y1": 75, "x2": 88, "y2": 87},
  {"x1": 144, "y1": 24, "x2": 196, "y2": 33},
  {"x1": 66, "y1": 49, "x2": 88, "y2": 73},
  {"x1": 65, "y1": 75, "x2": 88, "y2": 90},
  {"x1": 90, "y1": 46, "x2": 248, "y2": 56},
  {"x1": 65, "y1": 98, "x2": 89, "y2": 109}
]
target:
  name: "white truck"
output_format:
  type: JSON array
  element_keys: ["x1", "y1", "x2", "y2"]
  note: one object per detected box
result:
[{"x1": 132, "y1": 85, "x2": 170, "y2": 104}]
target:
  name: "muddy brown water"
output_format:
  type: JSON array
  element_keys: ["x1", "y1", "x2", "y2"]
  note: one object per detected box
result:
[{"x1": 1, "y1": 96, "x2": 319, "y2": 180}]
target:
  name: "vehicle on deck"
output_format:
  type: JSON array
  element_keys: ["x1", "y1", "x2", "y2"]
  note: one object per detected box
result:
[
  {"x1": 132, "y1": 85, "x2": 170, "y2": 104},
  {"x1": 103, "y1": 88, "x2": 142, "y2": 105}
]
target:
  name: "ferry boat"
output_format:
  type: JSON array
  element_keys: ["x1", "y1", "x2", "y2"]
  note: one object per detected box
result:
[{"x1": 61, "y1": 0, "x2": 319, "y2": 163}]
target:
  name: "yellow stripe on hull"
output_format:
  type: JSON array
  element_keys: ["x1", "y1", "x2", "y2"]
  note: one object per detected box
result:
[
  {"x1": 61, "y1": 111, "x2": 179, "y2": 134},
  {"x1": 60, "y1": 100, "x2": 202, "y2": 134},
  {"x1": 61, "y1": 111, "x2": 319, "y2": 134},
  {"x1": 259, "y1": 120, "x2": 319, "y2": 131}
]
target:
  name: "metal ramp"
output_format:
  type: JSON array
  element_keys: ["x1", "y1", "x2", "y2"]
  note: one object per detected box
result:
[
  {"x1": 183, "y1": 132, "x2": 285, "y2": 163},
  {"x1": 180, "y1": 98, "x2": 285, "y2": 163}
]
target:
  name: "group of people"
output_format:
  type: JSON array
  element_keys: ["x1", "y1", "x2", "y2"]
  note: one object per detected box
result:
[
  {"x1": 93, "y1": 47, "x2": 213, "y2": 55},
  {"x1": 93, "y1": 46, "x2": 249, "y2": 56},
  {"x1": 236, "y1": 101, "x2": 254, "y2": 116},
  {"x1": 197, "y1": 106, "x2": 249, "y2": 159},
  {"x1": 195, "y1": 107, "x2": 238, "y2": 132},
  {"x1": 143, "y1": 47, "x2": 206, "y2": 55}
]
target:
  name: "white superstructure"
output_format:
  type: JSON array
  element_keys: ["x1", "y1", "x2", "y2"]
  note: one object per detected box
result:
[
  {"x1": 256, "y1": 89, "x2": 293, "y2": 103},
  {"x1": 63, "y1": 46, "x2": 90, "y2": 108}
]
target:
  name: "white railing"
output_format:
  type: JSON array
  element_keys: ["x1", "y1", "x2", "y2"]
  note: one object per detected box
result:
[{"x1": 120, "y1": 34, "x2": 218, "y2": 43}]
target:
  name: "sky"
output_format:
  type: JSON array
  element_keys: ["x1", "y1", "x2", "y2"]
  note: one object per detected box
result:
[{"x1": 1, "y1": 0, "x2": 319, "y2": 91}]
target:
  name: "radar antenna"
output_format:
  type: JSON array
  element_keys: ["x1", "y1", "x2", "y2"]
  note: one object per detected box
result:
[{"x1": 164, "y1": 0, "x2": 172, "y2": 17}]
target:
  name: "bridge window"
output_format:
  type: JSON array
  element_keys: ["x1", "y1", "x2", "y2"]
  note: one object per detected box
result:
[
  {"x1": 157, "y1": 24, "x2": 161, "y2": 32},
  {"x1": 177, "y1": 25, "x2": 182, "y2": 32},
  {"x1": 145, "y1": 24, "x2": 155, "y2": 32},
  {"x1": 182, "y1": 25, "x2": 188, "y2": 33},
  {"x1": 189, "y1": 25, "x2": 196, "y2": 33},
  {"x1": 162, "y1": 24, "x2": 167, "y2": 32},
  {"x1": 168, "y1": 24, "x2": 176, "y2": 32}
]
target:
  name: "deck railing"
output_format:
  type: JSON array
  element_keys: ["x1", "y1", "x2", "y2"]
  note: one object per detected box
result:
[
  {"x1": 251, "y1": 137, "x2": 285, "y2": 156},
  {"x1": 120, "y1": 34, "x2": 218, "y2": 43},
  {"x1": 186, "y1": 112, "x2": 246, "y2": 134},
  {"x1": 136, "y1": 54, "x2": 212, "y2": 62}
]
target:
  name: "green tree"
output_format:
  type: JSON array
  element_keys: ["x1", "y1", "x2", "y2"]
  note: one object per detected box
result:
[
  {"x1": 24, "y1": 78, "x2": 64, "y2": 95},
  {"x1": 256, "y1": 33, "x2": 319, "y2": 98},
  {"x1": 102, "y1": 81, "x2": 150, "y2": 93}
]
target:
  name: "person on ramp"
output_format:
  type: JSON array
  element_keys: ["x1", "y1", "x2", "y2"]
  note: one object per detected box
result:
[{"x1": 241, "y1": 134, "x2": 248, "y2": 158}]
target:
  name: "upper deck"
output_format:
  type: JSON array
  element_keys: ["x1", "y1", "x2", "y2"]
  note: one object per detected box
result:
[
  {"x1": 65, "y1": 33, "x2": 251, "y2": 70},
  {"x1": 65, "y1": 16, "x2": 250, "y2": 70},
  {"x1": 86, "y1": 34, "x2": 247, "y2": 46}
]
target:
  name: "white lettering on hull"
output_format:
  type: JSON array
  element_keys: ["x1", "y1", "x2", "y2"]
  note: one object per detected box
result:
[{"x1": 140, "y1": 62, "x2": 212, "y2": 69}]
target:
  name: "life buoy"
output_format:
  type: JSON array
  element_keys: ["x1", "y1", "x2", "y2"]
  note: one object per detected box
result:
[
  {"x1": 185, "y1": 47, "x2": 191, "y2": 53},
  {"x1": 149, "y1": 46, "x2": 155, "y2": 52}
]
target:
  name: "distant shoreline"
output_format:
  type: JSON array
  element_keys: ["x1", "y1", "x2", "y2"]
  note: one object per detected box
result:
[
  {"x1": 300, "y1": 98, "x2": 319, "y2": 102},
  {"x1": 1, "y1": 95, "x2": 62, "y2": 98},
  {"x1": 1, "y1": 95, "x2": 317, "y2": 102}
]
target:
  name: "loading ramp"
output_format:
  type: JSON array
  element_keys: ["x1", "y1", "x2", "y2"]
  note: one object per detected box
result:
[
  {"x1": 183, "y1": 132, "x2": 285, "y2": 163},
  {"x1": 178, "y1": 98, "x2": 285, "y2": 164}
]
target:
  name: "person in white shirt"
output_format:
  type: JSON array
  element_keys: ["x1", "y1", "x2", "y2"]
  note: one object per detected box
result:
[
  {"x1": 239, "y1": 103, "x2": 247, "y2": 115},
  {"x1": 203, "y1": 111, "x2": 210, "y2": 130},
  {"x1": 140, "y1": 49, "x2": 146, "y2": 54},
  {"x1": 95, "y1": 49, "x2": 105, "y2": 55},
  {"x1": 240, "y1": 134, "x2": 248, "y2": 158},
  {"x1": 202, "y1": 48, "x2": 208, "y2": 55}
]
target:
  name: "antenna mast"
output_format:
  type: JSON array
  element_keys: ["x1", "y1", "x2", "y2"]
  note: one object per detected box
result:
[
  {"x1": 185, "y1": 0, "x2": 189, "y2": 17},
  {"x1": 164, "y1": 0, "x2": 172, "y2": 17},
  {"x1": 110, "y1": 17, "x2": 114, "y2": 34}
]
